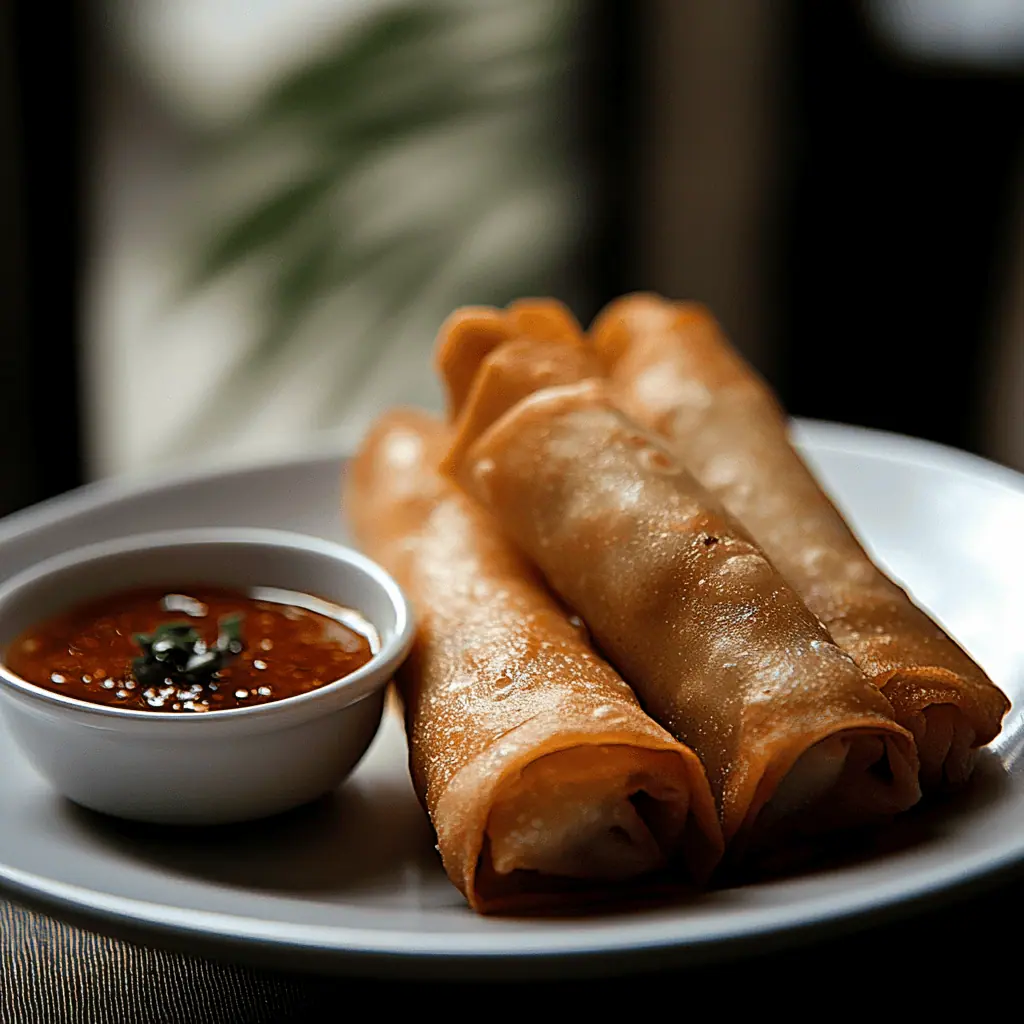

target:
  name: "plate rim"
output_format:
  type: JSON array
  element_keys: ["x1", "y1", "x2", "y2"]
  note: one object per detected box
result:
[{"x1": 0, "y1": 420, "x2": 1022, "y2": 970}]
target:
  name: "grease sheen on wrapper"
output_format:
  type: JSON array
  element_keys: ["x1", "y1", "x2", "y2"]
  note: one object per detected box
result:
[
  {"x1": 591, "y1": 295, "x2": 1010, "y2": 786},
  {"x1": 347, "y1": 409, "x2": 722, "y2": 911},
  {"x1": 446, "y1": 361, "x2": 919, "y2": 848}
]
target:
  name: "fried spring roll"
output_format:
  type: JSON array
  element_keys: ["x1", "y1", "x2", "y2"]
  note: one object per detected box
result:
[
  {"x1": 591, "y1": 295, "x2": 1010, "y2": 786},
  {"x1": 438, "y1": 334, "x2": 919, "y2": 846},
  {"x1": 436, "y1": 300, "x2": 600, "y2": 475},
  {"x1": 436, "y1": 298, "x2": 583, "y2": 418},
  {"x1": 347, "y1": 409, "x2": 722, "y2": 911}
]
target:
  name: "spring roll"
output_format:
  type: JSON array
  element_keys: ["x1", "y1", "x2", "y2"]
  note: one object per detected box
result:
[
  {"x1": 436, "y1": 300, "x2": 600, "y2": 475},
  {"x1": 347, "y1": 408, "x2": 722, "y2": 911},
  {"x1": 591, "y1": 295, "x2": 1010, "y2": 786},
  {"x1": 436, "y1": 298, "x2": 583, "y2": 418},
  {"x1": 438, "y1": 335, "x2": 919, "y2": 848}
]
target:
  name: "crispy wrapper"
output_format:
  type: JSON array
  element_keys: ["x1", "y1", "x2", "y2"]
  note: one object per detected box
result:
[
  {"x1": 436, "y1": 300, "x2": 599, "y2": 475},
  {"x1": 591, "y1": 294, "x2": 1010, "y2": 786},
  {"x1": 437, "y1": 318, "x2": 919, "y2": 846},
  {"x1": 346, "y1": 408, "x2": 722, "y2": 911}
]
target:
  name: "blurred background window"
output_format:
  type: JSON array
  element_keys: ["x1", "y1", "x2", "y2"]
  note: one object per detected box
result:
[
  {"x1": 2, "y1": 0, "x2": 1021, "y2": 517},
  {"x1": 86, "y1": 0, "x2": 585, "y2": 477},
  {"x1": 866, "y1": 0, "x2": 1024, "y2": 68}
]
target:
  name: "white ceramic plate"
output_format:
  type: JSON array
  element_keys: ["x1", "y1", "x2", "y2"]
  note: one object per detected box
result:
[{"x1": 0, "y1": 421, "x2": 1022, "y2": 978}]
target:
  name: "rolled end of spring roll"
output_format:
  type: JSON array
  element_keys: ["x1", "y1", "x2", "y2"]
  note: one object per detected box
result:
[
  {"x1": 347, "y1": 408, "x2": 723, "y2": 911},
  {"x1": 436, "y1": 299, "x2": 602, "y2": 477},
  {"x1": 591, "y1": 294, "x2": 1009, "y2": 787},
  {"x1": 438, "y1": 336, "x2": 920, "y2": 850}
]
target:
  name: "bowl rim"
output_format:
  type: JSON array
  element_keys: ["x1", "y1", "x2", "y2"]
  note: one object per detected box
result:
[{"x1": 0, "y1": 527, "x2": 414, "y2": 725}]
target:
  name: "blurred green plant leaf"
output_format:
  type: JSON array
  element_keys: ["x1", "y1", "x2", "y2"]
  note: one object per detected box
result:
[
  {"x1": 182, "y1": 174, "x2": 335, "y2": 291},
  {"x1": 327, "y1": 84, "x2": 493, "y2": 152},
  {"x1": 247, "y1": 6, "x2": 453, "y2": 128},
  {"x1": 314, "y1": 232, "x2": 455, "y2": 420},
  {"x1": 171, "y1": 223, "x2": 447, "y2": 444},
  {"x1": 170, "y1": 0, "x2": 573, "y2": 448}
]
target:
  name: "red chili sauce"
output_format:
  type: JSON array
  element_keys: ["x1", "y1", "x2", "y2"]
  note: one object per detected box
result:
[{"x1": 4, "y1": 586, "x2": 377, "y2": 713}]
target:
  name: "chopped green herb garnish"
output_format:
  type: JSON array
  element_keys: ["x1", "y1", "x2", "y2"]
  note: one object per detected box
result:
[{"x1": 132, "y1": 615, "x2": 246, "y2": 690}]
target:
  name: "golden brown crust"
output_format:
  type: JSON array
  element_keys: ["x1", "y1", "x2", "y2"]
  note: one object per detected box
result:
[
  {"x1": 433, "y1": 299, "x2": 583, "y2": 422},
  {"x1": 592, "y1": 294, "x2": 1010, "y2": 786},
  {"x1": 445, "y1": 365, "x2": 919, "y2": 844},
  {"x1": 346, "y1": 408, "x2": 722, "y2": 911},
  {"x1": 433, "y1": 308, "x2": 511, "y2": 418},
  {"x1": 505, "y1": 297, "x2": 584, "y2": 343},
  {"x1": 442, "y1": 336, "x2": 601, "y2": 476}
]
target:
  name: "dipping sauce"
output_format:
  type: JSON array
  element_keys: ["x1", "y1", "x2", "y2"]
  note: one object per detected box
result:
[{"x1": 4, "y1": 586, "x2": 377, "y2": 713}]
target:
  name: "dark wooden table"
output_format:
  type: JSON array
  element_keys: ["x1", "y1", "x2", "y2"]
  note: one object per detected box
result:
[{"x1": 3, "y1": 862, "x2": 1020, "y2": 1022}]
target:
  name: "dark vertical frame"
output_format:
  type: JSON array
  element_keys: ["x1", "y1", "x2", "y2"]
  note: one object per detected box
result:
[
  {"x1": 582, "y1": 1, "x2": 1022, "y2": 454},
  {"x1": 776, "y1": 0, "x2": 1024, "y2": 452},
  {"x1": 574, "y1": 0, "x2": 646, "y2": 324},
  {"x1": 0, "y1": 3, "x2": 36, "y2": 517},
  {"x1": 579, "y1": 2, "x2": 789, "y2": 377},
  {"x1": 0, "y1": 1, "x2": 87, "y2": 517}
]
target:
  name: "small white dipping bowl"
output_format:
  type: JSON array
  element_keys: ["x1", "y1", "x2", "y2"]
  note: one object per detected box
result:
[{"x1": 0, "y1": 528, "x2": 414, "y2": 825}]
